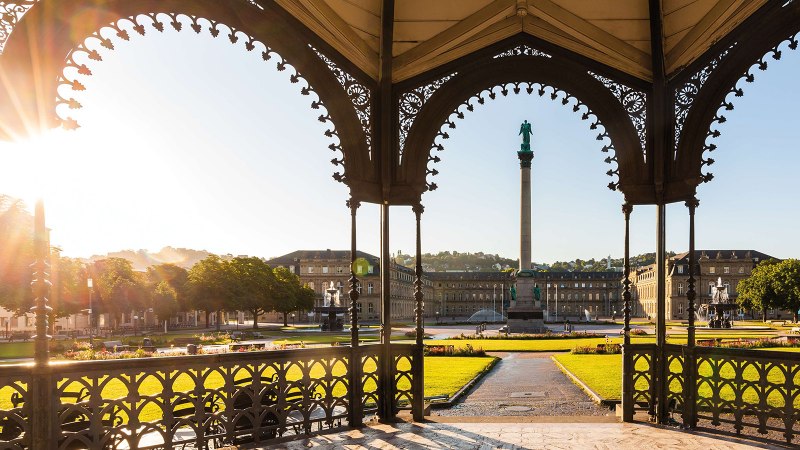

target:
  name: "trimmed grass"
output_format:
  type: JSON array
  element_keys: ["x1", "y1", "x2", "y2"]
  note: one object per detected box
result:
[
  {"x1": 426, "y1": 336, "x2": 653, "y2": 352},
  {"x1": 0, "y1": 342, "x2": 33, "y2": 359},
  {"x1": 553, "y1": 354, "x2": 621, "y2": 400}
]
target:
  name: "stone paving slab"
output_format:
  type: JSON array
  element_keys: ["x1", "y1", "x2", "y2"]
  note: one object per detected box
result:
[
  {"x1": 265, "y1": 421, "x2": 781, "y2": 449},
  {"x1": 436, "y1": 352, "x2": 612, "y2": 417}
]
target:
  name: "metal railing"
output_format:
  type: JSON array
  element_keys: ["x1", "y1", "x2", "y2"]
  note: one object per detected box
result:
[
  {"x1": 623, "y1": 343, "x2": 800, "y2": 443},
  {"x1": 0, "y1": 343, "x2": 419, "y2": 449}
]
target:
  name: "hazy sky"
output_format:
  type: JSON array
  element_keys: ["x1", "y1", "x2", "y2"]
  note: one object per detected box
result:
[{"x1": 0, "y1": 18, "x2": 798, "y2": 263}]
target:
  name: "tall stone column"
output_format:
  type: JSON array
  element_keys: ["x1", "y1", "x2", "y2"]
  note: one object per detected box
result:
[{"x1": 518, "y1": 151, "x2": 533, "y2": 270}]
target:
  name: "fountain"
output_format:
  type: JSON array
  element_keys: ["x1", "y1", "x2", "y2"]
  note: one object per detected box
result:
[
  {"x1": 707, "y1": 277, "x2": 737, "y2": 329},
  {"x1": 314, "y1": 281, "x2": 347, "y2": 331}
]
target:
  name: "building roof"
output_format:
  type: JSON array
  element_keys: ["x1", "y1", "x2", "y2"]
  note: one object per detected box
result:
[
  {"x1": 426, "y1": 271, "x2": 513, "y2": 281},
  {"x1": 267, "y1": 249, "x2": 379, "y2": 264},
  {"x1": 671, "y1": 250, "x2": 777, "y2": 263},
  {"x1": 277, "y1": 0, "x2": 770, "y2": 82}
]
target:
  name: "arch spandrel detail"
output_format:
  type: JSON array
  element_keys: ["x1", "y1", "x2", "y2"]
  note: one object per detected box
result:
[
  {"x1": 669, "y1": 1, "x2": 800, "y2": 202},
  {"x1": 0, "y1": 0, "x2": 379, "y2": 199},
  {"x1": 394, "y1": 49, "x2": 649, "y2": 205}
]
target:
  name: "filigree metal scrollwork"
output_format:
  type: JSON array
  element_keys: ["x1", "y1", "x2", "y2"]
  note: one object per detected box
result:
[
  {"x1": 0, "y1": 0, "x2": 37, "y2": 53},
  {"x1": 673, "y1": 45, "x2": 735, "y2": 158},
  {"x1": 493, "y1": 44, "x2": 552, "y2": 59},
  {"x1": 588, "y1": 71, "x2": 647, "y2": 156},
  {"x1": 55, "y1": 12, "x2": 348, "y2": 183},
  {"x1": 398, "y1": 72, "x2": 456, "y2": 161},
  {"x1": 699, "y1": 30, "x2": 800, "y2": 184},
  {"x1": 425, "y1": 81, "x2": 621, "y2": 193},
  {"x1": 311, "y1": 46, "x2": 373, "y2": 159}
]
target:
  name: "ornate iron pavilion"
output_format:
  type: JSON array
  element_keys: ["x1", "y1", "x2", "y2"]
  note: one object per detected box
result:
[{"x1": 2, "y1": 1, "x2": 800, "y2": 448}]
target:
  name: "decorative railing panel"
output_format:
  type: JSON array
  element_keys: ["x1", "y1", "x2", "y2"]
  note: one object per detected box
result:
[
  {"x1": 0, "y1": 364, "x2": 31, "y2": 449},
  {"x1": 0, "y1": 345, "x2": 396, "y2": 449},
  {"x1": 627, "y1": 344, "x2": 656, "y2": 412},
  {"x1": 694, "y1": 347, "x2": 800, "y2": 443},
  {"x1": 624, "y1": 344, "x2": 800, "y2": 444},
  {"x1": 391, "y1": 343, "x2": 423, "y2": 417}
]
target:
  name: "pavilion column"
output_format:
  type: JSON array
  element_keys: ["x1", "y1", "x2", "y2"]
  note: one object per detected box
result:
[
  {"x1": 655, "y1": 203, "x2": 668, "y2": 423},
  {"x1": 683, "y1": 197, "x2": 699, "y2": 428},
  {"x1": 378, "y1": 203, "x2": 394, "y2": 422},
  {"x1": 621, "y1": 203, "x2": 634, "y2": 422},
  {"x1": 31, "y1": 200, "x2": 55, "y2": 449},
  {"x1": 412, "y1": 203, "x2": 425, "y2": 421},
  {"x1": 346, "y1": 198, "x2": 363, "y2": 427}
]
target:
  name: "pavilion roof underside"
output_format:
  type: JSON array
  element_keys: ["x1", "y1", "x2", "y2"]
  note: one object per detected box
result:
[{"x1": 275, "y1": 0, "x2": 768, "y2": 82}]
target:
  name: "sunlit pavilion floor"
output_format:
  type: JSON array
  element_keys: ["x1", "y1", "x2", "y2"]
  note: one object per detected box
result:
[{"x1": 240, "y1": 416, "x2": 784, "y2": 449}]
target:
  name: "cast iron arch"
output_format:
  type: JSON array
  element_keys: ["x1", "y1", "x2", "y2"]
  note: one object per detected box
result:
[
  {"x1": 0, "y1": 0, "x2": 377, "y2": 195},
  {"x1": 397, "y1": 56, "x2": 648, "y2": 205},
  {"x1": 672, "y1": 1, "x2": 800, "y2": 198}
]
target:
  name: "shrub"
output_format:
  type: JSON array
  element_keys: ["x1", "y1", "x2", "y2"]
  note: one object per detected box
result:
[
  {"x1": 447, "y1": 331, "x2": 604, "y2": 340},
  {"x1": 630, "y1": 328, "x2": 648, "y2": 336},
  {"x1": 404, "y1": 330, "x2": 432, "y2": 339},
  {"x1": 571, "y1": 344, "x2": 621, "y2": 354}
]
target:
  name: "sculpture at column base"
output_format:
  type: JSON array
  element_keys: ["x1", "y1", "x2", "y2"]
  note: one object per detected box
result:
[{"x1": 506, "y1": 270, "x2": 547, "y2": 333}]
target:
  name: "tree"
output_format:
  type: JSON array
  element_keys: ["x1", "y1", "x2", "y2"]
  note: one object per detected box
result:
[
  {"x1": 228, "y1": 257, "x2": 275, "y2": 329},
  {"x1": 146, "y1": 264, "x2": 189, "y2": 310},
  {"x1": 187, "y1": 255, "x2": 232, "y2": 331},
  {"x1": 273, "y1": 267, "x2": 315, "y2": 326},
  {"x1": 92, "y1": 258, "x2": 149, "y2": 329},
  {"x1": 0, "y1": 196, "x2": 34, "y2": 314},
  {"x1": 152, "y1": 282, "x2": 179, "y2": 330},
  {"x1": 48, "y1": 254, "x2": 87, "y2": 333},
  {"x1": 773, "y1": 259, "x2": 800, "y2": 322},
  {"x1": 737, "y1": 259, "x2": 781, "y2": 321}
]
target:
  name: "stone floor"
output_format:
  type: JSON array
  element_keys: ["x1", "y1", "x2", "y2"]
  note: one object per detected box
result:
[
  {"x1": 257, "y1": 419, "x2": 783, "y2": 449},
  {"x1": 435, "y1": 352, "x2": 612, "y2": 417}
]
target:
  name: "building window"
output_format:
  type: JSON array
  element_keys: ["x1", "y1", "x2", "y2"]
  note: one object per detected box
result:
[
  {"x1": 368, "y1": 265, "x2": 374, "y2": 274},
  {"x1": 708, "y1": 282, "x2": 715, "y2": 295},
  {"x1": 709, "y1": 267, "x2": 715, "y2": 274},
  {"x1": 322, "y1": 266, "x2": 329, "y2": 274},
  {"x1": 357, "y1": 303, "x2": 362, "y2": 312},
  {"x1": 678, "y1": 283, "x2": 683, "y2": 296},
  {"x1": 738, "y1": 267, "x2": 744, "y2": 274},
  {"x1": 337, "y1": 266, "x2": 344, "y2": 274},
  {"x1": 367, "y1": 283, "x2": 374, "y2": 294},
  {"x1": 677, "y1": 265, "x2": 684, "y2": 274},
  {"x1": 308, "y1": 266, "x2": 314, "y2": 274},
  {"x1": 678, "y1": 303, "x2": 683, "y2": 314},
  {"x1": 724, "y1": 267, "x2": 730, "y2": 274},
  {"x1": 368, "y1": 303, "x2": 374, "y2": 313},
  {"x1": 581, "y1": 283, "x2": 586, "y2": 288}
]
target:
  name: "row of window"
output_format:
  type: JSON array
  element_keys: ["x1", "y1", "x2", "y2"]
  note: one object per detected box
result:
[
  {"x1": 545, "y1": 282, "x2": 615, "y2": 289},
  {"x1": 677, "y1": 265, "x2": 746, "y2": 274},
  {"x1": 307, "y1": 265, "x2": 373, "y2": 274}
]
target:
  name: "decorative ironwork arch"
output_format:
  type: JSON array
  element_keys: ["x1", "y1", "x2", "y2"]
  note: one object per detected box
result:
[
  {"x1": 0, "y1": 0, "x2": 377, "y2": 197},
  {"x1": 671, "y1": 1, "x2": 800, "y2": 197},
  {"x1": 396, "y1": 53, "x2": 648, "y2": 204}
]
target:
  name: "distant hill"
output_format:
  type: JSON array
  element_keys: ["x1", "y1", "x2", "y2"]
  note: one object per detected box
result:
[
  {"x1": 395, "y1": 250, "x2": 671, "y2": 273},
  {"x1": 86, "y1": 247, "x2": 218, "y2": 271}
]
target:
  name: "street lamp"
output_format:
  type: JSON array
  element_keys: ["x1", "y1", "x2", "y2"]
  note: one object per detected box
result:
[
  {"x1": 87, "y1": 278, "x2": 93, "y2": 347},
  {"x1": 492, "y1": 284, "x2": 497, "y2": 322}
]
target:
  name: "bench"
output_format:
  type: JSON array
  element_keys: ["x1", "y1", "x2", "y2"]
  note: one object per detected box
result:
[{"x1": 101, "y1": 341, "x2": 130, "y2": 352}]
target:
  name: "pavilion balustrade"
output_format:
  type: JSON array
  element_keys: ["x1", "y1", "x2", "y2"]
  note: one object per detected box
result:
[
  {"x1": 623, "y1": 343, "x2": 800, "y2": 444},
  {"x1": 0, "y1": 343, "x2": 422, "y2": 449}
]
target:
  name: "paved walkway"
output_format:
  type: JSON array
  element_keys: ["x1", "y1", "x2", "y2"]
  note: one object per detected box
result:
[
  {"x1": 435, "y1": 352, "x2": 612, "y2": 417},
  {"x1": 271, "y1": 420, "x2": 780, "y2": 449}
]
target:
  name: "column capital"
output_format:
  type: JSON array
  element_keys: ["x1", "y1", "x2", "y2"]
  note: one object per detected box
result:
[
  {"x1": 622, "y1": 203, "x2": 633, "y2": 215},
  {"x1": 517, "y1": 151, "x2": 534, "y2": 168},
  {"x1": 685, "y1": 197, "x2": 699, "y2": 210}
]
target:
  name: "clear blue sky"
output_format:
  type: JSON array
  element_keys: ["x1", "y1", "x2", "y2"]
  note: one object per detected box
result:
[{"x1": 0, "y1": 19, "x2": 798, "y2": 263}]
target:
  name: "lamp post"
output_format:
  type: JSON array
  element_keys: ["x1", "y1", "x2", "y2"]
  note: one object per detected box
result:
[
  {"x1": 492, "y1": 284, "x2": 497, "y2": 322},
  {"x1": 87, "y1": 278, "x2": 93, "y2": 347},
  {"x1": 546, "y1": 280, "x2": 549, "y2": 322}
]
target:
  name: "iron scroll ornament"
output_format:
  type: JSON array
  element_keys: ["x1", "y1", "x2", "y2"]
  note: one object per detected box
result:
[
  {"x1": 54, "y1": 12, "x2": 355, "y2": 185},
  {"x1": 0, "y1": 0, "x2": 37, "y2": 53},
  {"x1": 696, "y1": 30, "x2": 800, "y2": 185}
]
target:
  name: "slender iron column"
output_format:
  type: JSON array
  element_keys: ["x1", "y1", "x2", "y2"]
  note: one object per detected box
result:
[
  {"x1": 378, "y1": 203, "x2": 394, "y2": 421},
  {"x1": 685, "y1": 198, "x2": 698, "y2": 347},
  {"x1": 621, "y1": 203, "x2": 634, "y2": 422},
  {"x1": 683, "y1": 197, "x2": 699, "y2": 428},
  {"x1": 412, "y1": 203, "x2": 425, "y2": 421},
  {"x1": 656, "y1": 203, "x2": 668, "y2": 422},
  {"x1": 31, "y1": 200, "x2": 53, "y2": 450},
  {"x1": 347, "y1": 198, "x2": 363, "y2": 427}
]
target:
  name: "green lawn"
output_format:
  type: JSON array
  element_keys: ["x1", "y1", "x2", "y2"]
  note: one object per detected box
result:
[
  {"x1": 0, "y1": 342, "x2": 33, "y2": 359},
  {"x1": 553, "y1": 351, "x2": 800, "y2": 409},
  {"x1": 426, "y1": 336, "x2": 653, "y2": 352},
  {"x1": 553, "y1": 354, "x2": 621, "y2": 400}
]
